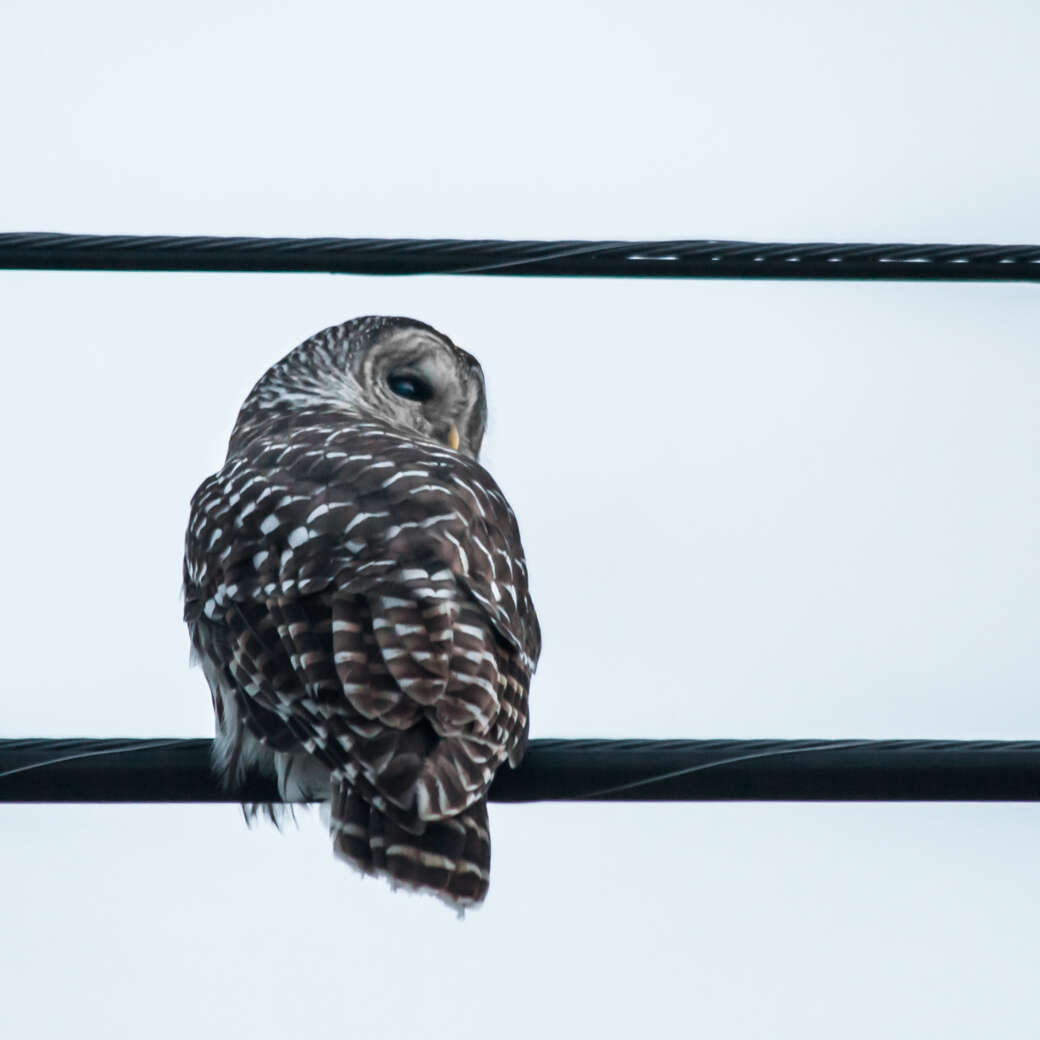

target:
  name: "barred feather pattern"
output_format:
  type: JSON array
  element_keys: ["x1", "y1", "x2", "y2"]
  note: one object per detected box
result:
[{"x1": 184, "y1": 320, "x2": 539, "y2": 907}]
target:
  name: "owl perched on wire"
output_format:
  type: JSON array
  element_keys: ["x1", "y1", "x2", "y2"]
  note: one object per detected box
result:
[{"x1": 184, "y1": 316, "x2": 540, "y2": 907}]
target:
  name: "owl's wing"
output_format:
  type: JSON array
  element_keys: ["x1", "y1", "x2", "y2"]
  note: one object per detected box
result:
[{"x1": 185, "y1": 418, "x2": 539, "y2": 824}]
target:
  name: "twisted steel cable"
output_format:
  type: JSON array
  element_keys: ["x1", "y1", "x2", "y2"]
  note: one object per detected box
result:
[
  {"x1": 2, "y1": 231, "x2": 1040, "y2": 280},
  {"x1": 2, "y1": 737, "x2": 1039, "y2": 802}
]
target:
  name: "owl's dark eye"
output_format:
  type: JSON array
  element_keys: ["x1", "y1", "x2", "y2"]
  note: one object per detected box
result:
[{"x1": 387, "y1": 373, "x2": 434, "y2": 402}]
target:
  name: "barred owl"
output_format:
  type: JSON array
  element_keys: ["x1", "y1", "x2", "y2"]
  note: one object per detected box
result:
[{"x1": 183, "y1": 316, "x2": 540, "y2": 907}]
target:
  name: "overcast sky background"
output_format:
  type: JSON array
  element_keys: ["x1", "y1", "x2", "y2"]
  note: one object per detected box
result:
[{"x1": 2, "y1": 1, "x2": 1039, "y2": 1036}]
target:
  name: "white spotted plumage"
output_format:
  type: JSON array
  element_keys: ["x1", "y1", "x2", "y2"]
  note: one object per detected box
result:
[{"x1": 184, "y1": 316, "x2": 539, "y2": 907}]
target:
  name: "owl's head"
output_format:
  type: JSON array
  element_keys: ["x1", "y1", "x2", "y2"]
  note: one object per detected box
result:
[{"x1": 233, "y1": 316, "x2": 488, "y2": 459}]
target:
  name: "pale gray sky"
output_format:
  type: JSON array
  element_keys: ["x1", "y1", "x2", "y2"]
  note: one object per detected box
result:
[{"x1": 2, "y1": 1, "x2": 1039, "y2": 1036}]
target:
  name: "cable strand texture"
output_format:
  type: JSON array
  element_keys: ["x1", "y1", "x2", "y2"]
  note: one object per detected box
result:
[
  {"x1": 3, "y1": 232, "x2": 1040, "y2": 280},
  {"x1": 2, "y1": 737, "x2": 1039, "y2": 803}
]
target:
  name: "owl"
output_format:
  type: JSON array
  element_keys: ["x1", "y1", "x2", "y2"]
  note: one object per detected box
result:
[{"x1": 183, "y1": 316, "x2": 540, "y2": 907}]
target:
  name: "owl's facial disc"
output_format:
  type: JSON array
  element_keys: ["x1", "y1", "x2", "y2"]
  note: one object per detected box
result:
[{"x1": 360, "y1": 327, "x2": 486, "y2": 458}]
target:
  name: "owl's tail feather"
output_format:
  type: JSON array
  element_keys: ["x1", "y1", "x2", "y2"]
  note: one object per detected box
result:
[{"x1": 329, "y1": 776, "x2": 490, "y2": 907}]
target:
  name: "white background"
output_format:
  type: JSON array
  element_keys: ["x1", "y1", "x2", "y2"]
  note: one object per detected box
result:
[{"x1": 2, "y1": 1, "x2": 1039, "y2": 1036}]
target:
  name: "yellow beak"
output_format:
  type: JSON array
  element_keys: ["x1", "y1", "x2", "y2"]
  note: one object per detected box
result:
[{"x1": 447, "y1": 424, "x2": 460, "y2": 452}]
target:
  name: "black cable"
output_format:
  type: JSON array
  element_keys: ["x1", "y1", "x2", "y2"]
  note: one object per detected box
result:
[
  {"x1": 2, "y1": 737, "x2": 1038, "y2": 803},
  {"x1": 2, "y1": 232, "x2": 1040, "y2": 281}
]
